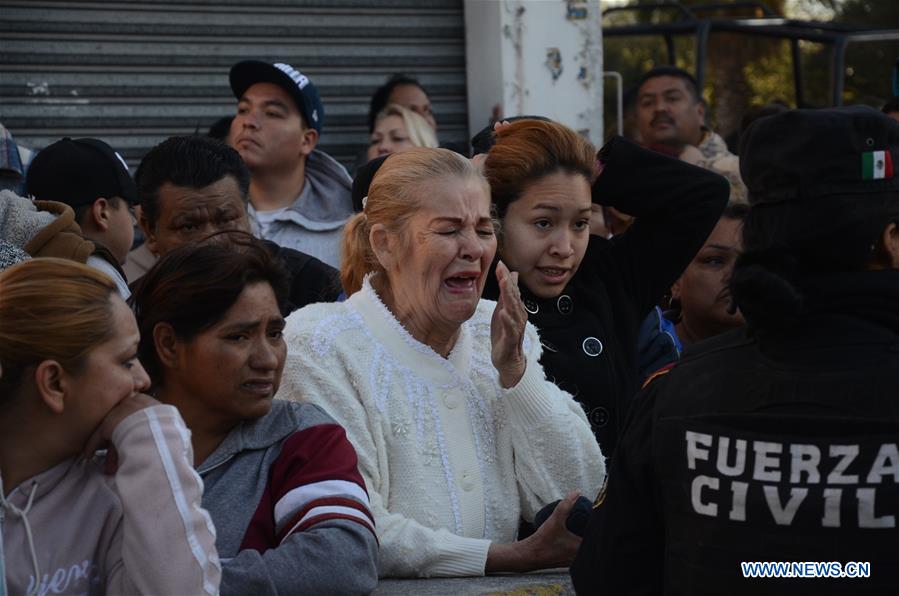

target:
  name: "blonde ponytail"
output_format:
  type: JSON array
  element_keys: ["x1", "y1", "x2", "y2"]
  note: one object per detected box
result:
[{"x1": 340, "y1": 212, "x2": 377, "y2": 296}]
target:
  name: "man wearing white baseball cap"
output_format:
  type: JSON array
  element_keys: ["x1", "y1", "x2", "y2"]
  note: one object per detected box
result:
[{"x1": 229, "y1": 60, "x2": 353, "y2": 269}]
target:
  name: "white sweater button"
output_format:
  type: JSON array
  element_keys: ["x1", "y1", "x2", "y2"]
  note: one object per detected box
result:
[
  {"x1": 461, "y1": 473, "x2": 475, "y2": 491},
  {"x1": 444, "y1": 392, "x2": 461, "y2": 409}
]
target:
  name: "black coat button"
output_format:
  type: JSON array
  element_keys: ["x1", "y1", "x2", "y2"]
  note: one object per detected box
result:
[
  {"x1": 589, "y1": 406, "x2": 609, "y2": 427},
  {"x1": 557, "y1": 294, "x2": 573, "y2": 314},
  {"x1": 582, "y1": 336, "x2": 603, "y2": 357}
]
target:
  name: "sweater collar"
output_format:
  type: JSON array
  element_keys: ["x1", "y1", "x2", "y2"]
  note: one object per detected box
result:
[
  {"x1": 348, "y1": 274, "x2": 473, "y2": 386},
  {"x1": 196, "y1": 400, "x2": 299, "y2": 473}
]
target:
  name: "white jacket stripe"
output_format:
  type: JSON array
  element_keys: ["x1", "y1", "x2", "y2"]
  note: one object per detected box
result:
[
  {"x1": 146, "y1": 409, "x2": 217, "y2": 596},
  {"x1": 273, "y1": 479, "x2": 370, "y2": 526},
  {"x1": 280, "y1": 505, "x2": 375, "y2": 544}
]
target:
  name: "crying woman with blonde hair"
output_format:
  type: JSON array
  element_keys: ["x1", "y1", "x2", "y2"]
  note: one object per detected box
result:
[{"x1": 280, "y1": 146, "x2": 604, "y2": 578}]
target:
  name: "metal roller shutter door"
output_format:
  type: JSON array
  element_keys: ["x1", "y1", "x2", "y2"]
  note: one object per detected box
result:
[{"x1": 0, "y1": 0, "x2": 468, "y2": 170}]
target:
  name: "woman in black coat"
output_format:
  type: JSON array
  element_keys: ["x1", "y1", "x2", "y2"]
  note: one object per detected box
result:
[{"x1": 481, "y1": 119, "x2": 729, "y2": 457}]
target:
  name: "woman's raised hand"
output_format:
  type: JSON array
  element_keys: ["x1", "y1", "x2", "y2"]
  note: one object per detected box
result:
[{"x1": 490, "y1": 260, "x2": 527, "y2": 389}]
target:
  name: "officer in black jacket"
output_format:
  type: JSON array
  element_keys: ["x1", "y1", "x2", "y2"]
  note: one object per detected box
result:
[{"x1": 571, "y1": 106, "x2": 899, "y2": 595}]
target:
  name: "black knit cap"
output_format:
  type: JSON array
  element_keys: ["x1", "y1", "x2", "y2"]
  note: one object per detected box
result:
[
  {"x1": 469, "y1": 115, "x2": 552, "y2": 156},
  {"x1": 26, "y1": 137, "x2": 138, "y2": 207},
  {"x1": 739, "y1": 105, "x2": 899, "y2": 205}
]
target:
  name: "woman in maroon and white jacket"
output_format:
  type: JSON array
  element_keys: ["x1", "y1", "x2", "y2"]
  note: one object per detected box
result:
[{"x1": 130, "y1": 237, "x2": 378, "y2": 596}]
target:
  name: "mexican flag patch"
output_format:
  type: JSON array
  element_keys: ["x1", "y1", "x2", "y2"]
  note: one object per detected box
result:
[{"x1": 862, "y1": 150, "x2": 893, "y2": 180}]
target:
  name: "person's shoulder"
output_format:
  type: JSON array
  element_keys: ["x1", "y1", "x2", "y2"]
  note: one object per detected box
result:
[
  {"x1": 285, "y1": 299, "x2": 349, "y2": 335},
  {"x1": 650, "y1": 328, "x2": 755, "y2": 396},
  {"x1": 275, "y1": 399, "x2": 338, "y2": 431},
  {"x1": 307, "y1": 149, "x2": 352, "y2": 186},
  {"x1": 263, "y1": 239, "x2": 310, "y2": 265},
  {"x1": 679, "y1": 327, "x2": 753, "y2": 364},
  {"x1": 698, "y1": 129, "x2": 736, "y2": 160},
  {"x1": 271, "y1": 402, "x2": 361, "y2": 471},
  {"x1": 264, "y1": 240, "x2": 341, "y2": 295},
  {"x1": 641, "y1": 361, "x2": 677, "y2": 391},
  {"x1": 233, "y1": 400, "x2": 336, "y2": 450},
  {"x1": 283, "y1": 297, "x2": 363, "y2": 363}
]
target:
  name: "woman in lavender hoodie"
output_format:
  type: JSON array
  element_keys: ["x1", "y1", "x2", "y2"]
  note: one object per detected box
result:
[{"x1": 0, "y1": 258, "x2": 220, "y2": 596}]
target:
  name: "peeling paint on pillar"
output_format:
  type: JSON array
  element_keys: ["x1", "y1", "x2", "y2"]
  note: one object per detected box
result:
[{"x1": 465, "y1": 0, "x2": 604, "y2": 145}]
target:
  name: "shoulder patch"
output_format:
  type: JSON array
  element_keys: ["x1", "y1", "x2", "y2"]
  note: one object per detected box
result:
[{"x1": 642, "y1": 362, "x2": 676, "y2": 390}]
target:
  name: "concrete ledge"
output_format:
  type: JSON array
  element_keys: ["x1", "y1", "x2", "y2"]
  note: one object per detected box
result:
[{"x1": 374, "y1": 570, "x2": 574, "y2": 595}]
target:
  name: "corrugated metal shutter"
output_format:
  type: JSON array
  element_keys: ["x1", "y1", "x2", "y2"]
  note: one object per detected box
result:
[{"x1": 0, "y1": 0, "x2": 468, "y2": 171}]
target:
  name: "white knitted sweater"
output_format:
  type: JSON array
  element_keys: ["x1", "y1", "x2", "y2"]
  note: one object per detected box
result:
[{"x1": 280, "y1": 277, "x2": 605, "y2": 578}]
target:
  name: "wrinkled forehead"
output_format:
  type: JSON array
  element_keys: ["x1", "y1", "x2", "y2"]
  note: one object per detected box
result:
[
  {"x1": 415, "y1": 174, "x2": 491, "y2": 218},
  {"x1": 159, "y1": 178, "x2": 247, "y2": 215}
]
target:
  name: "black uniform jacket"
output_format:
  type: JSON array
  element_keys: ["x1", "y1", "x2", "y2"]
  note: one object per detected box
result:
[
  {"x1": 484, "y1": 138, "x2": 729, "y2": 457},
  {"x1": 571, "y1": 270, "x2": 899, "y2": 596}
]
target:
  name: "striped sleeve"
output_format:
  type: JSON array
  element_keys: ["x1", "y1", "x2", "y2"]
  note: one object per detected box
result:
[
  {"x1": 240, "y1": 423, "x2": 375, "y2": 553},
  {"x1": 107, "y1": 405, "x2": 221, "y2": 595}
]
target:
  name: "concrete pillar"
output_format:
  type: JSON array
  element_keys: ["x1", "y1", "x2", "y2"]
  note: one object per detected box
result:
[{"x1": 464, "y1": 0, "x2": 604, "y2": 147}]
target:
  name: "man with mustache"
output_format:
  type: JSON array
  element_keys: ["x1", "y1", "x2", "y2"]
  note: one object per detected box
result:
[
  {"x1": 636, "y1": 66, "x2": 746, "y2": 204},
  {"x1": 133, "y1": 134, "x2": 341, "y2": 312}
]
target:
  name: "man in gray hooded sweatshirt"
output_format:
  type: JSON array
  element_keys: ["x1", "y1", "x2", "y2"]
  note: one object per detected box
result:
[{"x1": 228, "y1": 60, "x2": 353, "y2": 269}]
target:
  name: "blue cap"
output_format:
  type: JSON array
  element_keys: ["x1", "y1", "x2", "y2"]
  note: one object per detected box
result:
[{"x1": 229, "y1": 60, "x2": 324, "y2": 134}]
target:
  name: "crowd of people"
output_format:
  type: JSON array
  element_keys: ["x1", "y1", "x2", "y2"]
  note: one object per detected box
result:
[{"x1": 2, "y1": 58, "x2": 899, "y2": 596}]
